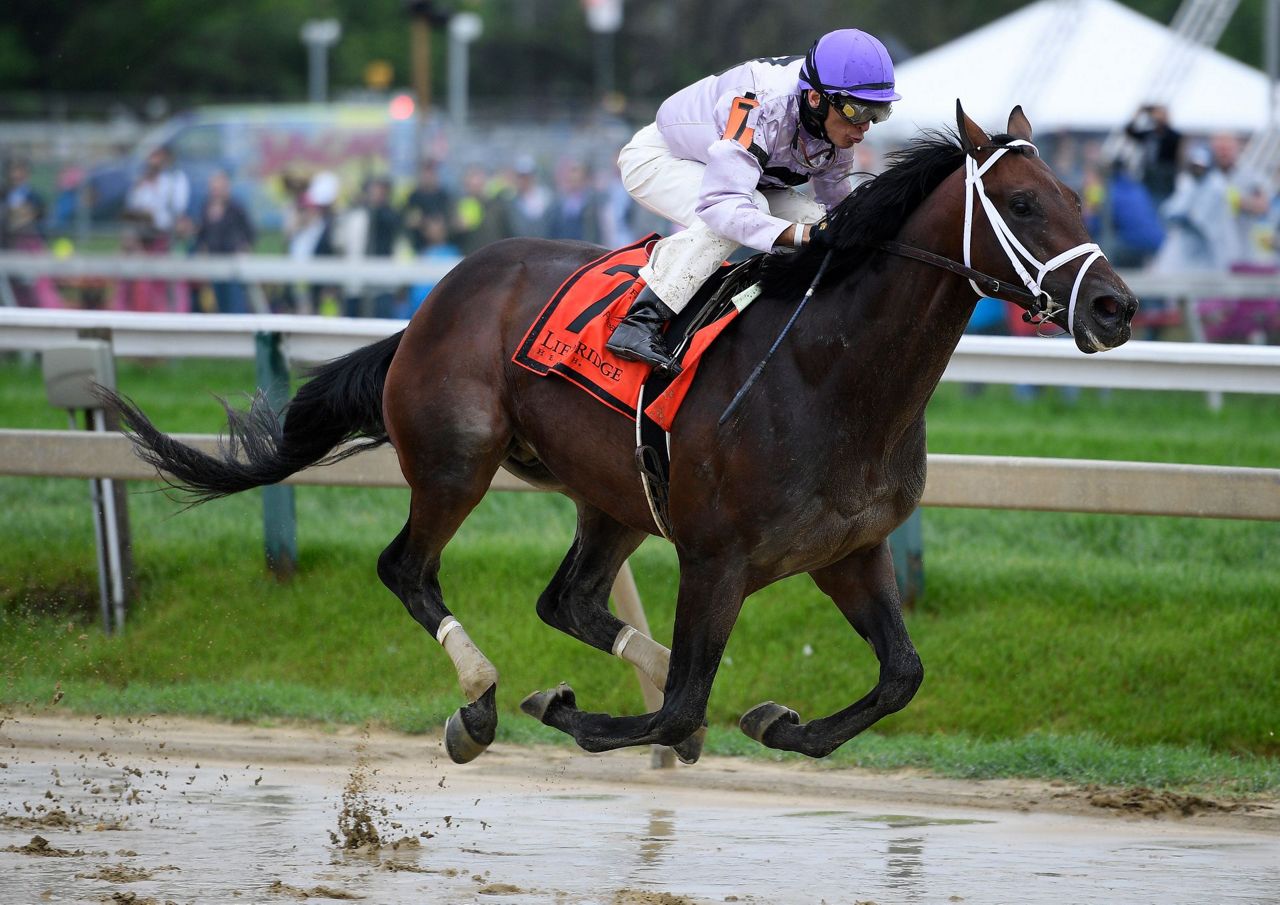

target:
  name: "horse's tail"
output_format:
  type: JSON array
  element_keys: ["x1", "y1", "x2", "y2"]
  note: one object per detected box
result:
[{"x1": 100, "y1": 330, "x2": 404, "y2": 504}]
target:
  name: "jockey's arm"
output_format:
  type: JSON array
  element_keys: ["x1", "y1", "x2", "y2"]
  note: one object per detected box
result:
[
  {"x1": 697, "y1": 137, "x2": 807, "y2": 252},
  {"x1": 777, "y1": 223, "x2": 806, "y2": 247}
]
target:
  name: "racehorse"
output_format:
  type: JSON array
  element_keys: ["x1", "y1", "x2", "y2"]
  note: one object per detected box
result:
[{"x1": 102, "y1": 104, "x2": 1136, "y2": 765}]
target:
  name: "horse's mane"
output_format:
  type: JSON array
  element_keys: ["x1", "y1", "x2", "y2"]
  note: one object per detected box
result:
[{"x1": 759, "y1": 129, "x2": 1013, "y2": 297}]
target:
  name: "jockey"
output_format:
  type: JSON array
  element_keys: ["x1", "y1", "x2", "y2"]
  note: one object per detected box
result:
[{"x1": 606, "y1": 29, "x2": 899, "y2": 375}]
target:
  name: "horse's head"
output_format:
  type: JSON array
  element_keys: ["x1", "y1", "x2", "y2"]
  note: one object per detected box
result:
[{"x1": 955, "y1": 101, "x2": 1137, "y2": 353}]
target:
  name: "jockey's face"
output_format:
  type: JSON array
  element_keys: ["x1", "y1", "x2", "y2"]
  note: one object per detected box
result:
[{"x1": 807, "y1": 90, "x2": 871, "y2": 149}]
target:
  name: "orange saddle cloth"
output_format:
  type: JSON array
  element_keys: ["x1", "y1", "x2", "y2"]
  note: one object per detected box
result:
[{"x1": 512, "y1": 235, "x2": 740, "y2": 431}]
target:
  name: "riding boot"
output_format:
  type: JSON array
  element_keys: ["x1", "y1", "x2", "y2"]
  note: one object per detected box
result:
[{"x1": 605, "y1": 286, "x2": 682, "y2": 376}]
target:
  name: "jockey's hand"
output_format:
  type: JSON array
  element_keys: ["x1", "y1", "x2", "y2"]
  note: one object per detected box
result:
[{"x1": 807, "y1": 218, "x2": 834, "y2": 250}]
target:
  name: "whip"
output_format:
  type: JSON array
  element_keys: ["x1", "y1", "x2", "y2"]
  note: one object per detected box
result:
[{"x1": 718, "y1": 249, "x2": 834, "y2": 426}]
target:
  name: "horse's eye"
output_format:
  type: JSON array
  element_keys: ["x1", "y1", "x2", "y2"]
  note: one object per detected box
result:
[{"x1": 1010, "y1": 197, "x2": 1034, "y2": 217}]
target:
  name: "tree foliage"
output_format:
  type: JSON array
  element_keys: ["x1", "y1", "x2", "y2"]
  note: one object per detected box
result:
[{"x1": 1, "y1": 0, "x2": 1271, "y2": 114}]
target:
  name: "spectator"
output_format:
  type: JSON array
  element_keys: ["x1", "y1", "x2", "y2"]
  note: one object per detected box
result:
[
  {"x1": 336, "y1": 176, "x2": 400, "y2": 318},
  {"x1": 192, "y1": 170, "x2": 256, "y2": 314},
  {"x1": 335, "y1": 177, "x2": 371, "y2": 317},
  {"x1": 1204, "y1": 132, "x2": 1280, "y2": 343},
  {"x1": 399, "y1": 217, "x2": 460, "y2": 320},
  {"x1": 1151, "y1": 142, "x2": 1239, "y2": 317},
  {"x1": 284, "y1": 170, "x2": 339, "y2": 315},
  {"x1": 505, "y1": 156, "x2": 552, "y2": 239},
  {"x1": 402, "y1": 160, "x2": 454, "y2": 254},
  {"x1": 366, "y1": 176, "x2": 401, "y2": 317},
  {"x1": 1101, "y1": 159, "x2": 1165, "y2": 270},
  {"x1": 4, "y1": 158, "x2": 45, "y2": 245},
  {"x1": 1088, "y1": 157, "x2": 1170, "y2": 340},
  {"x1": 278, "y1": 167, "x2": 311, "y2": 244},
  {"x1": 1125, "y1": 104, "x2": 1182, "y2": 206},
  {"x1": 597, "y1": 151, "x2": 641, "y2": 248},
  {"x1": 547, "y1": 161, "x2": 601, "y2": 244},
  {"x1": 2, "y1": 159, "x2": 65, "y2": 308},
  {"x1": 52, "y1": 165, "x2": 85, "y2": 232},
  {"x1": 452, "y1": 165, "x2": 511, "y2": 255},
  {"x1": 118, "y1": 145, "x2": 192, "y2": 312}
]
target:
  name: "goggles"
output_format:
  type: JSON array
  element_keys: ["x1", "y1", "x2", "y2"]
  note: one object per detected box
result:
[{"x1": 830, "y1": 95, "x2": 893, "y2": 125}]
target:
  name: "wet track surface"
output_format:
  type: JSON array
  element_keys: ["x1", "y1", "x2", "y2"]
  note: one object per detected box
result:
[{"x1": 1, "y1": 715, "x2": 1276, "y2": 904}]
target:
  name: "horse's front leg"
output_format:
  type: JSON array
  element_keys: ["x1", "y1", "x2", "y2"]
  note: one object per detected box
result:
[
  {"x1": 740, "y1": 542, "x2": 924, "y2": 758},
  {"x1": 521, "y1": 556, "x2": 745, "y2": 754}
]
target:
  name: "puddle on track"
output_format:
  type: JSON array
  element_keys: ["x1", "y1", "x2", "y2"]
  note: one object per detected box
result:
[{"x1": 1, "y1": 739, "x2": 1277, "y2": 904}]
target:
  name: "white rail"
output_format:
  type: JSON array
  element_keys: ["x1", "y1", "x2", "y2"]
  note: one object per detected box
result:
[
  {"x1": 0, "y1": 251, "x2": 458, "y2": 288},
  {"x1": 7, "y1": 250, "x2": 1280, "y2": 296},
  {"x1": 2, "y1": 307, "x2": 1278, "y2": 394}
]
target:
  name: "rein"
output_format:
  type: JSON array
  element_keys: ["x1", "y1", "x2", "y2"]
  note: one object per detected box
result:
[
  {"x1": 874, "y1": 239, "x2": 1039, "y2": 307},
  {"x1": 876, "y1": 139, "x2": 1105, "y2": 332},
  {"x1": 718, "y1": 136, "x2": 1105, "y2": 426}
]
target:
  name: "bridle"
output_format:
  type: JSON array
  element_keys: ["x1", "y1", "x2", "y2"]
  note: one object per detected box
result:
[
  {"x1": 878, "y1": 138, "x2": 1105, "y2": 334},
  {"x1": 721, "y1": 137, "x2": 1106, "y2": 424}
]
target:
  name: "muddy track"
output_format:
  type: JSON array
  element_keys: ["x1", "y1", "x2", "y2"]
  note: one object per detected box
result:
[{"x1": 1, "y1": 713, "x2": 1276, "y2": 904}]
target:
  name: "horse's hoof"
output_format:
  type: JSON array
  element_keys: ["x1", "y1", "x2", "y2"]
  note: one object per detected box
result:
[
  {"x1": 739, "y1": 701, "x2": 800, "y2": 745},
  {"x1": 445, "y1": 684, "x2": 497, "y2": 765},
  {"x1": 672, "y1": 725, "x2": 707, "y2": 765},
  {"x1": 519, "y1": 683, "x2": 576, "y2": 723}
]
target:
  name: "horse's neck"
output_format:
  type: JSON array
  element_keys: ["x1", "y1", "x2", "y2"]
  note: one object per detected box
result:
[{"x1": 802, "y1": 200, "x2": 978, "y2": 444}]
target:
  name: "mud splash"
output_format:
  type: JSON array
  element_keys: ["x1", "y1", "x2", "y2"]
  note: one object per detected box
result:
[
  {"x1": 76, "y1": 864, "x2": 178, "y2": 882},
  {"x1": 267, "y1": 879, "x2": 364, "y2": 899},
  {"x1": 612, "y1": 891, "x2": 700, "y2": 905},
  {"x1": 0, "y1": 807, "x2": 76, "y2": 830},
  {"x1": 328, "y1": 734, "x2": 433, "y2": 853},
  {"x1": 91, "y1": 894, "x2": 178, "y2": 905},
  {"x1": 4, "y1": 834, "x2": 88, "y2": 857},
  {"x1": 330, "y1": 758, "x2": 382, "y2": 852},
  {"x1": 1086, "y1": 786, "x2": 1250, "y2": 817}
]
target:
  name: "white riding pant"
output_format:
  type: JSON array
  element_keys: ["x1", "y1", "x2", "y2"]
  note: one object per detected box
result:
[{"x1": 618, "y1": 123, "x2": 826, "y2": 313}]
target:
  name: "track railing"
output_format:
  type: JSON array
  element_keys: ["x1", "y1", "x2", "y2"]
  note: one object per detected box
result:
[
  {"x1": 3, "y1": 306, "x2": 1279, "y2": 394},
  {"x1": 2, "y1": 429, "x2": 1276, "y2": 521}
]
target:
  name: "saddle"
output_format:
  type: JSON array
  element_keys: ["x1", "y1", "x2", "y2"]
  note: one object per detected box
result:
[
  {"x1": 635, "y1": 255, "x2": 763, "y2": 537},
  {"x1": 513, "y1": 235, "x2": 767, "y2": 537}
]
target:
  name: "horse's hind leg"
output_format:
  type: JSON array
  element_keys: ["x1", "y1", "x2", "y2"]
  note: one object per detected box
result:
[
  {"x1": 526, "y1": 504, "x2": 706, "y2": 762},
  {"x1": 377, "y1": 403, "x2": 512, "y2": 764},
  {"x1": 534, "y1": 504, "x2": 662, "y2": 682},
  {"x1": 522, "y1": 555, "x2": 746, "y2": 755},
  {"x1": 740, "y1": 542, "x2": 924, "y2": 758}
]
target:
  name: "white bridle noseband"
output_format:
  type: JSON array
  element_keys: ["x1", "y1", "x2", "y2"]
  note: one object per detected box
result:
[{"x1": 963, "y1": 139, "x2": 1105, "y2": 334}]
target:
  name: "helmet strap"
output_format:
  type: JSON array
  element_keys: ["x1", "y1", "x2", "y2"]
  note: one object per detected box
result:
[
  {"x1": 798, "y1": 90, "x2": 830, "y2": 142},
  {"x1": 798, "y1": 38, "x2": 834, "y2": 145}
]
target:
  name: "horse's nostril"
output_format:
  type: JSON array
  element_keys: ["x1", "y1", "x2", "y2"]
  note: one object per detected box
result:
[{"x1": 1093, "y1": 295, "x2": 1120, "y2": 319}]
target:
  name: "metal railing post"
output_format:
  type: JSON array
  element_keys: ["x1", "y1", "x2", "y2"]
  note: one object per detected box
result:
[{"x1": 255, "y1": 331, "x2": 298, "y2": 579}]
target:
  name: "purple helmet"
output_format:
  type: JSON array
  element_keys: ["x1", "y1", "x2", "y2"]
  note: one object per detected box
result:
[{"x1": 799, "y1": 29, "x2": 901, "y2": 104}]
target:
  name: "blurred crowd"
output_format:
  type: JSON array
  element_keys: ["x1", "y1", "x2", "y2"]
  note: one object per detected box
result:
[
  {"x1": 0, "y1": 147, "x2": 665, "y2": 319},
  {"x1": 4, "y1": 103, "x2": 1280, "y2": 343},
  {"x1": 971, "y1": 104, "x2": 1280, "y2": 344}
]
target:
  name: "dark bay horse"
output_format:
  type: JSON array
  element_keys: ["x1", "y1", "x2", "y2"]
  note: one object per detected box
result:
[{"x1": 104, "y1": 105, "x2": 1136, "y2": 765}]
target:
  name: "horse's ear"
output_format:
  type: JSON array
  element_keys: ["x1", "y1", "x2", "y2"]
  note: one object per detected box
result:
[
  {"x1": 955, "y1": 100, "x2": 990, "y2": 153},
  {"x1": 1007, "y1": 105, "x2": 1033, "y2": 142}
]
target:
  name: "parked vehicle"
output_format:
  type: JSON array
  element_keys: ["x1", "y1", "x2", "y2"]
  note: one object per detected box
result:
[{"x1": 85, "y1": 102, "x2": 419, "y2": 230}]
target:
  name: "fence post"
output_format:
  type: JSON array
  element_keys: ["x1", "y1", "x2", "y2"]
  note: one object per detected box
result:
[
  {"x1": 42, "y1": 339, "x2": 133, "y2": 633},
  {"x1": 889, "y1": 509, "x2": 924, "y2": 608},
  {"x1": 255, "y1": 331, "x2": 297, "y2": 579}
]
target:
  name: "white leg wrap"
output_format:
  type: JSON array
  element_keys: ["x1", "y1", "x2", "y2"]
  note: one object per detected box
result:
[
  {"x1": 437, "y1": 618, "x2": 498, "y2": 702},
  {"x1": 612, "y1": 626, "x2": 671, "y2": 692}
]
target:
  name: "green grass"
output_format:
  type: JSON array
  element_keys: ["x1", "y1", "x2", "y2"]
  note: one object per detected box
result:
[{"x1": 1, "y1": 357, "x2": 1277, "y2": 794}]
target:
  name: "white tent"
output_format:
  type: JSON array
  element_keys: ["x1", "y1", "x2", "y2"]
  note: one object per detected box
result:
[{"x1": 882, "y1": 0, "x2": 1274, "y2": 140}]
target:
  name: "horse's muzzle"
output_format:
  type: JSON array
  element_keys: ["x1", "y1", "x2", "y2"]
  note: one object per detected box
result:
[{"x1": 1074, "y1": 286, "x2": 1138, "y2": 353}]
